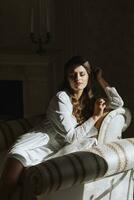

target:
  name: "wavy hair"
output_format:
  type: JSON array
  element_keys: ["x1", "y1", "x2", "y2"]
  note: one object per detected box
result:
[{"x1": 62, "y1": 56, "x2": 94, "y2": 124}]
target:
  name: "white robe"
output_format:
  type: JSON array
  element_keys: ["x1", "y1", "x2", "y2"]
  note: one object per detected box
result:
[{"x1": 9, "y1": 86, "x2": 124, "y2": 167}]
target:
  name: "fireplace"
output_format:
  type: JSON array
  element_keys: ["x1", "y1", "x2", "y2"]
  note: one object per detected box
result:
[
  {"x1": 0, "y1": 53, "x2": 60, "y2": 120},
  {"x1": 0, "y1": 80, "x2": 23, "y2": 120}
]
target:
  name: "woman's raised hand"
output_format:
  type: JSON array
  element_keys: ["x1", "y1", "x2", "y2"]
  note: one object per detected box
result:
[
  {"x1": 93, "y1": 67, "x2": 103, "y2": 81},
  {"x1": 93, "y1": 67, "x2": 109, "y2": 89},
  {"x1": 92, "y1": 98, "x2": 107, "y2": 122}
]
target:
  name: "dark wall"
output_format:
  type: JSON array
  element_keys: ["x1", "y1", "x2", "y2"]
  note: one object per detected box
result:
[
  {"x1": 0, "y1": 0, "x2": 134, "y2": 137},
  {"x1": 53, "y1": 0, "x2": 134, "y2": 137}
]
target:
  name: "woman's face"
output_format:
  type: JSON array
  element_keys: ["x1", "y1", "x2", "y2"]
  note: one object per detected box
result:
[{"x1": 68, "y1": 65, "x2": 89, "y2": 93}]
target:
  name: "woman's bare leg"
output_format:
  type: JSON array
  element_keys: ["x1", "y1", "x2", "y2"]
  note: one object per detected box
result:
[{"x1": 0, "y1": 157, "x2": 24, "y2": 200}]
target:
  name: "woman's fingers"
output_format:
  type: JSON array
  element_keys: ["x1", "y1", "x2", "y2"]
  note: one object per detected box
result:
[
  {"x1": 95, "y1": 98, "x2": 107, "y2": 112},
  {"x1": 96, "y1": 98, "x2": 106, "y2": 106}
]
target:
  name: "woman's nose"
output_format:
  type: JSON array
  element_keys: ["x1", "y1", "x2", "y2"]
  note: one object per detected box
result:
[{"x1": 75, "y1": 73, "x2": 80, "y2": 81}]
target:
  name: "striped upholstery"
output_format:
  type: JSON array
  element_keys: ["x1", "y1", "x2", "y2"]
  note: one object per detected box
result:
[
  {"x1": 21, "y1": 138, "x2": 134, "y2": 199},
  {"x1": 0, "y1": 115, "x2": 44, "y2": 150},
  {"x1": 88, "y1": 138, "x2": 134, "y2": 176},
  {"x1": 0, "y1": 109, "x2": 132, "y2": 200},
  {"x1": 22, "y1": 152, "x2": 107, "y2": 198}
]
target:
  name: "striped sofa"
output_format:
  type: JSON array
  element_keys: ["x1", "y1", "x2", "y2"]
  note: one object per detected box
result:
[
  {"x1": 0, "y1": 115, "x2": 45, "y2": 151},
  {"x1": 0, "y1": 108, "x2": 133, "y2": 200},
  {"x1": 0, "y1": 115, "x2": 44, "y2": 172}
]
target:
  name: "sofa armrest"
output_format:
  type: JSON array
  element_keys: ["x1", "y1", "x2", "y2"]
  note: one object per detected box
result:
[
  {"x1": 21, "y1": 138, "x2": 134, "y2": 199},
  {"x1": 0, "y1": 115, "x2": 44, "y2": 151},
  {"x1": 97, "y1": 107, "x2": 132, "y2": 144}
]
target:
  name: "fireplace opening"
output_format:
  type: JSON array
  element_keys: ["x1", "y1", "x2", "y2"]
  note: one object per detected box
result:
[{"x1": 0, "y1": 80, "x2": 23, "y2": 120}]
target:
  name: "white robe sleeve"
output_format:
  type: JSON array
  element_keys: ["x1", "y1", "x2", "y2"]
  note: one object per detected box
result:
[
  {"x1": 105, "y1": 86, "x2": 124, "y2": 109},
  {"x1": 47, "y1": 92, "x2": 96, "y2": 143}
]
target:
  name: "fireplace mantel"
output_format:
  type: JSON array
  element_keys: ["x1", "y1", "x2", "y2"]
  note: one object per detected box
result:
[
  {"x1": 0, "y1": 54, "x2": 50, "y2": 65},
  {"x1": 0, "y1": 53, "x2": 60, "y2": 118}
]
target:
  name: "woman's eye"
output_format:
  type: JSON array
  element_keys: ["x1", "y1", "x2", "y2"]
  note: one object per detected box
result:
[
  {"x1": 69, "y1": 72, "x2": 86, "y2": 79},
  {"x1": 80, "y1": 73, "x2": 85, "y2": 76}
]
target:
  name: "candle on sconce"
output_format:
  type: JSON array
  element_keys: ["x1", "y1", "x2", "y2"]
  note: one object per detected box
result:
[
  {"x1": 46, "y1": 0, "x2": 50, "y2": 33},
  {"x1": 39, "y1": 0, "x2": 43, "y2": 36},
  {"x1": 31, "y1": 8, "x2": 34, "y2": 33}
]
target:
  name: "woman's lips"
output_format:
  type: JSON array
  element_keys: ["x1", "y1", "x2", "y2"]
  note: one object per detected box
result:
[{"x1": 75, "y1": 82, "x2": 83, "y2": 85}]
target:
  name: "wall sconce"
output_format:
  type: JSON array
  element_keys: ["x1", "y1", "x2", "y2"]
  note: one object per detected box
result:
[{"x1": 30, "y1": 0, "x2": 51, "y2": 54}]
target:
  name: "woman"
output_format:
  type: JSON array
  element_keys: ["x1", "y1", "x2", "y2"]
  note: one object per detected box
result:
[{"x1": 0, "y1": 56, "x2": 124, "y2": 199}]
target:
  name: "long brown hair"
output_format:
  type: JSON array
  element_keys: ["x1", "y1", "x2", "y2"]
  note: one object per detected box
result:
[{"x1": 62, "y1": 56, "x2": 94, "y2": 124}]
